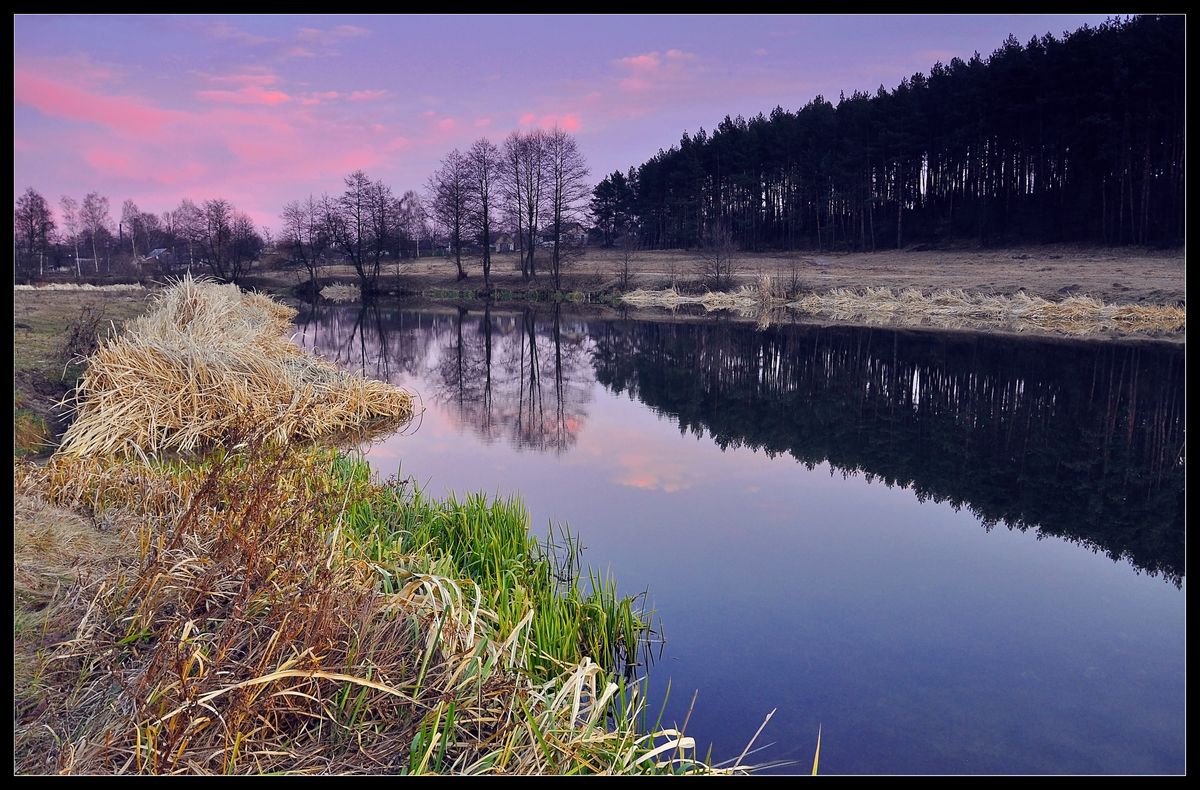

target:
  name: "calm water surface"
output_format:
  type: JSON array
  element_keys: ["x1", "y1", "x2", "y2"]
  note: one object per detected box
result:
[{"x1": 295, "y1": 303, "x2": 1184, "y2": 775}]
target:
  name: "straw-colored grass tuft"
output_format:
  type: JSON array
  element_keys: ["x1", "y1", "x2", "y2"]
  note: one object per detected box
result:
[
  {"x1": 15, "y1": 283, "x2": 145, "y2": 292},
  {"x1": 57, "y1": 275, "x2": 414, "y2": 458},
  {"x1": 320, "y1": 283, "x2": 361, "y2": 303},
  {"x1": 787, "y1": 288, "x2": 1185, "y2": 335}
]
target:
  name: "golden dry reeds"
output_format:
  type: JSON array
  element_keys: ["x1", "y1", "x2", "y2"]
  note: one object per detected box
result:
[
  {"x1": 57, "y1": 275, "x2": 414, "y2": 458},
  {"x1": 622, "y1": 284, "x2": 1184, "y2": 336},
  {"x1": 14, "y1": 283, "x2": 145, "y2": 291},
  {"x1": 787, "y1": 287, "x2": 1185, "y2": 335}
]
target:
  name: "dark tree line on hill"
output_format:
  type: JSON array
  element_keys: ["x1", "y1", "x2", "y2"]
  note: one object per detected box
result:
[{"x1": 592, "y1": 15, "x2": 1184, "y2": 251}]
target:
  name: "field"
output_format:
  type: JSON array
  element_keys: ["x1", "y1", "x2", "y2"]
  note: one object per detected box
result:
[{"x1": 239, "y1": 244, "x2": 1185, "y2": 305}]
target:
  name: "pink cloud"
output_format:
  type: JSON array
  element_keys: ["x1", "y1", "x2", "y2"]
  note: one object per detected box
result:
[
  {"x1": 348, "y1": 89, "x2": 388, "y2": 102},
  {"x1": 299, "y1": 90, "x2": 340, "y2": 105},
  {"x1": 197, "y1": 85, "x2": 292, "y2": 106},
  {"x1": 518, "y1": 112, "x2": 583, "y2": 132},
  {"x1": 14, "y1": 70, "x2": 185, "y2": 140},
  {"x1": 473, "y1": 117, "x2": 492, "y2": 128},
  {"x1": 203, "y1": 22, "x2": 272, "y2": 46},
  {"x1": 612, "y1": 48, "x2": 702, "y2": 99},
  {"x1": 619, "y1": 53, "x2": 661, "y2": 71},
  {"x1": 15, "y1": 54, "x2": 121, "y2": 88},
  {"x1": 437, "y1": 117, "x2": 457, "y2": 131},
  {"x1": 200, "y1": 71, "x2": 279, "y2": 87},
  {"x1": 297, "y1": 24, "x2": 370, "y2": 45}
]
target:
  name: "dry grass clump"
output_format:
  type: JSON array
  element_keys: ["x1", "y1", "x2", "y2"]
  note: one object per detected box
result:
[
  {"x1": 320, "y1": 283, "x2": 361, "y2": 303},
  {"x1": 13, "y1": 447, "x2": 739, "y2": 775},
  {"x1": 57, "y1": 275, "x2": 414, "y2": 458},
  {"x1": 624, "y1": 283, "x2": 1183, "y2": 336},
  {"x1": 787, "y1": 288, "x2": 1185, "y2": 335},
  {"x1": 623, "y1": 283, "x2": 1183, "y2": 337},
  {"x1": 15, "y1": 283, "x2": 145, "y2": 291},
  {"x1": 621, "y1": 287, "x2": 760, "y2": 312}
]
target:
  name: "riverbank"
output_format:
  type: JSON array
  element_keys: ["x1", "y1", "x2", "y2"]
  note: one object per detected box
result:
[
  {"x1": 12, "y1": 281, "x2": 743, "y2": 775},
  {"x1": 227, "y1": 245, "x2": 1185, "y2": 306}
]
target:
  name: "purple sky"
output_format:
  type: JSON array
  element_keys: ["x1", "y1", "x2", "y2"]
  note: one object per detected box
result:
[{"x1": 15, "y1": 14, "x2": 1114, "y2": 230}]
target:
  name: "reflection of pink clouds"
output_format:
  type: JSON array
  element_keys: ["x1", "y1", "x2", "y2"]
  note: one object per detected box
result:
[{"x1": 613, "y1": 451, "x2": 695, "y2": 493}]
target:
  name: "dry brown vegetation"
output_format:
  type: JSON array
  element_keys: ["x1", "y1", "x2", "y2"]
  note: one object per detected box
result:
[
  {"x1": 12, "y1": 446, "x2": 740, "y2": 775},
  {"x1": 57, "y1": 276, "x2": 414, "y2": 458},
  {"x1": 620, "y1": 280, "x2": 1185, "y2": 338}
]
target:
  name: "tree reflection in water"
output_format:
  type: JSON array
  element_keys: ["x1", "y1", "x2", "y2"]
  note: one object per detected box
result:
[{"x1": 295, "y1": 303, "x2": 1184, "y2": 586}]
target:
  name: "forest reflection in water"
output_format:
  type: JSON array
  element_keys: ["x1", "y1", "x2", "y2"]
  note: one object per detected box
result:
[{"x1": 294, "y1": 302, "x2": 1184, "y2": 586}]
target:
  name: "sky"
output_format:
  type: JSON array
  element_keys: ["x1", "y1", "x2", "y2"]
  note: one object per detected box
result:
[{"x1": 14, "y1": 14, "x2": 1115, "y2": 230}]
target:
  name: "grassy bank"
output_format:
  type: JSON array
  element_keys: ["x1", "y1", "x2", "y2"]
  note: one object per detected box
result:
[
  {"x1": 14, "y1": 446, "x2": 724, "y2": 774},
  {"x1": 12, "y1": 279, "x2": 747, "y2": 775},
  {"x1": 620, "y1": 281, "x2": 1186, "y2": 338},
  {"x1": 13, "y1": 286, "x2": 154, "y2": 457}
]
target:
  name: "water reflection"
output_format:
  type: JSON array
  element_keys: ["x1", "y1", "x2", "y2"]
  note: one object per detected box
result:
[
  {"x1": 295, "y1": 302, "x2": 592, "y2": 454},
  {"x1": 294, "y1": 304, "x2": 1184, "y2": 586}
]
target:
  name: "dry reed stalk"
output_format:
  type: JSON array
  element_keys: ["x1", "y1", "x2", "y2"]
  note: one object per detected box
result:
[{"x1": 57, "y1": 275, "x2": 414, "y2": 458}]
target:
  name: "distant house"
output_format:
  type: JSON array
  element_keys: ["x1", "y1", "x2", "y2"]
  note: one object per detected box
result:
[
  {"x1": 144, "y1": 248, "x2": 173, "y2": 263},
  {"x1": 493, "y1": 234, "x2": 516, "y2": 253},
  {"x1": 540, "y1": 222, "x2": 588, "y2": 247}
]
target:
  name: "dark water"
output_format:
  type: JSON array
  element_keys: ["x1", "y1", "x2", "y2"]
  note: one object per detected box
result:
[{"x1": 294, "y1": 303, "x2": 1185, "y2": 775}]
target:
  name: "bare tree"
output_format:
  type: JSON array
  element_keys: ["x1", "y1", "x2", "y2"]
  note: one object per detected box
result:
[
  {"x1": 229, "y1": 211, "x2": 263, "y2": 280},
  {"x1": 544, "y1": 128, "x2": 590, "y2": 292},
  {"x1": 59, "y1": 195, "x2": 82, "y2": 278},
  {"x1": 14, "y1": 187, "x2": 55, "y2": 277},
  {"x1": 121, "y1": 198, "x2": 142, "y2": 261},
  {"x1": 398, "y1": 190, "x2": 429, "y2": 259},
  {"x1": 696, "y1": 221, "x2": 741, "y2": 290},
  {"x1": 502, "y1": 129, "x2": 548, "y2": 280},
  {"x1": 328, "y1": 170, "x2": 392, "y2": 295},
  {"x1": 427, "y1": 149, "x2": 471, "y2": 281},
  {"x1": 615, "y1": 233, "x2": 639, "y2": 291},
  {"x1": 174, "y1": 198, "x2": 203, "y2": 271},
  {"x1": 80, "y1": 192, "x2": 111, "y2": 273},
  {"x1": 199, "y1": 198, "x2": 233, "y2": 280},
  {"x1": 467, "y1": 137, "x2": 501, "y2": 291},
  {"x1": 281, "y1": 195, "x2": 329, "y2": 292}
]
